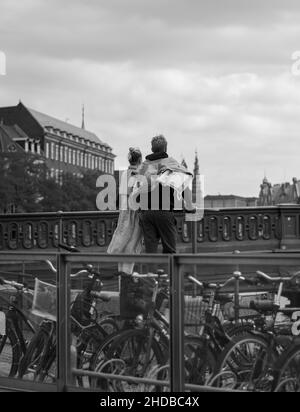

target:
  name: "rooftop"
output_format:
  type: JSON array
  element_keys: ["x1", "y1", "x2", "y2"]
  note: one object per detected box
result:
[{"x1": 27, "y1": 107, "x2": 111, "y2": 149}]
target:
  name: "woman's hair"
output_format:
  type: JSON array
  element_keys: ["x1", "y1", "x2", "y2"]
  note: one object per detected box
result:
[{"x1": 128, "y1": 147, "x2": 142, "y2": 166}]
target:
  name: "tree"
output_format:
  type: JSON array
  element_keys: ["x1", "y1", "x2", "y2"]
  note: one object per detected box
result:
[
  {"x1": 0, "y1": 152, "x2": 106, "y2": 213},
  {"x1": 0, "y1": 152, "x2": 47, "y2": 213}
]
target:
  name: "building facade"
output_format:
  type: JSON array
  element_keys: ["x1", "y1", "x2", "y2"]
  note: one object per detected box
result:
[
  {"x1": 0, "y1": 102, "x2": 115, "y2": 181},
  {"x1": 204, "y1": 195, "x2": 258, "y2": 209},
  {"x1": 258, "y1": 177, "x2": 300, "y2": 206}
]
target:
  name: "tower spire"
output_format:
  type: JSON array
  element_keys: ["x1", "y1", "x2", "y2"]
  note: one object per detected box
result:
[
  {"x1": 81, "y1": 104, "x2": 85, "y2": 130},
  {"x1": 193, "y1": 149, "x2": 200, "y2": 176}
]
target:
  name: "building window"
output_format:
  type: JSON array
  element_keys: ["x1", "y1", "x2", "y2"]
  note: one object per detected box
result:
[
  {"x1": 55, "y1": 145, "x2": 59, "y2": 161},
  {"x1": 60, "y1": 146, "x2": 63, "y2": 162},
  {"x1": 64, "y1": 147, "x2": 68, "y2": 163},
  {"x1": 72, "y1": 150, "x2": 76, "y2": 165},
  {"x1": 45, "y1": 142, "x2": 49, "y2": 158},
  {"x1": 69, "y1": 149, "x2": 72, "y2": 164}
]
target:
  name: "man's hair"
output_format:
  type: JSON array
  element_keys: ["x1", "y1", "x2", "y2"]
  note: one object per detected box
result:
[{"x1": 151, "y1": 135, "x2": 168, "y2": 153}]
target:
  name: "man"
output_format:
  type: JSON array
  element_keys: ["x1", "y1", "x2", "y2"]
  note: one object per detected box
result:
[{"x1": 138, "y1": 135, "x2": 193, "y2": 254}]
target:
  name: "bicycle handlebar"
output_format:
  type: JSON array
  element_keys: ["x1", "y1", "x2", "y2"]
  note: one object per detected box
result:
[
  {"x1": 188, "y1": 272, "x2": 246, "y2": 290},
  {"x1": 256, "y1": 270, "x2": 300, "y2": 284},
  {"x1": 117, "y1": 272, "x2": 169, "y2": 280},
  {"x1": 0, "y1": 278, "x2": 26, "y2": 290},
  {"x1": 45, "y1": 260, "x2": 102, "y2": 279}
]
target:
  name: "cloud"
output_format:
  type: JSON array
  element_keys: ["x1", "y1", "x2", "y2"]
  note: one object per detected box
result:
[{"x1": 1, "y1": 0, "x2": 300, "y2": 197}]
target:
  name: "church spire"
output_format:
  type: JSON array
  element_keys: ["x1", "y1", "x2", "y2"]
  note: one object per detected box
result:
[
  {"x1": 193, "y1": 149, "x2": 200, "y2": 176},
  {"x1": 192, "y1": 150, "x2": 200, "y2": 203},
  {"x1": 81, "y1": 104, "x2": 85, "y2": 130}
]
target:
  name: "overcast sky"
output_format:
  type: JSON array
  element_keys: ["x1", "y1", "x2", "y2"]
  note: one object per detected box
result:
[{"x1": 1, "y1": 0, "x2": 300, "y2": 196}]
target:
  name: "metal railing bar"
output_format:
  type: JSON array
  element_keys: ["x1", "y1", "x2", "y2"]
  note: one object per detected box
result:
[
  {"x1": 171, "y1": 255, "x2": 185, "y2": 392},
  {"x1": 63, "y1": 253, "x2": 170, "y2": 264},
  {"x1": 174, "y1": 254, "x2": 300, "y2": 266},
  {"x1": 72, "y1": 368, "x2": 170, "y2": 388},
  {"x1": 184, "y1": 383, "x2": 244, "y2": 393},
  {"x1": 71, "y1": 369, "x2": 244, "y2": 393},
  {"x1": 0, "y1": 377, "x2": 57, "y2": 392}
]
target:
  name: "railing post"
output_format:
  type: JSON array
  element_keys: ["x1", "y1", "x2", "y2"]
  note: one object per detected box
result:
[
  {"x1": 57, "y1": 211, "x2": 64, "y2": 247},
  {"x1": 57, "y1": 253, "x2": 71, "y2": 392},
  {"x1": 170, "y1": 255, "x2": 185, "y2": 392},
  {"x1": 191, "y1": 220, "x2": 198, "y2": 254}
]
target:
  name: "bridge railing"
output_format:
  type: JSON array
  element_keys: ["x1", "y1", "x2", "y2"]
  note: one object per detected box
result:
[
  {"x1": 0, "y1": 251, "x2": 299, "y2": 392},
  {"x1": 0, "y1": 205, "x2": 300, "y2": 252}
]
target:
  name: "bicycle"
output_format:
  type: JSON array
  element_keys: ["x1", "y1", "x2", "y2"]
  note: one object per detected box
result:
[
  {"x1": 213, "y1": 270, "x2": 300, "y2": 391},
  {"x1": 272, "y1": 339, "x2": 300, "y2": 392},
  {"x1": 89, "y1": 271, "x2": 170, "y2": 392},
  {"x1": 0, "y1": 277, "x2": 35, "y2": 378},
  {"x1": 89, "y1": 271, "x2": 247, "y2": 392},
  {"x1": 18, "y1": 260, "x2": 119, "y2": 384}
]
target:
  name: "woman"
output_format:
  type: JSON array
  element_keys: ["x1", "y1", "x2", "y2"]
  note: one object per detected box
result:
[{"x1": 107, "y1": 147, "x2": 143, "y2": 275}]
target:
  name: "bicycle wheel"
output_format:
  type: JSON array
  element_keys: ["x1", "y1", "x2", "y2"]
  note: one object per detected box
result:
[
  {"x1": 85, "y1": 329, "x2": 124, "y2": 389},
  {"x1": 94, "y1": 329, "x2": 167, "y2": 392},
  {"x1": 223, "y1": 322, "x2": 254, "y2": 338},
  {"x1": 0, "y1": 327, "x2": 21, "y2": 378},
  {"x1": 36, "y1": 346, "x2": 57, "y2": 384},
  {"x1": 76, "y1": 318, "x2": 119, "y2": 388},
  {"x1": 184, "y1": 336, "x2": 217, "y2": 388},
  {"x1": 18, "y1": 329, "x2": 49, "y2": 380},
  {"x1": 273, "y1": 343, "x2": 300, "y2": 392},
  {"x1": 215, "y1": 333, "x2": 275, "y2": 391}
]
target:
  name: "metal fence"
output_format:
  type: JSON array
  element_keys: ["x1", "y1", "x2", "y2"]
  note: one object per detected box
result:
[{"x1": 0, "y1": 251, "x2": 299, "y2": 392}]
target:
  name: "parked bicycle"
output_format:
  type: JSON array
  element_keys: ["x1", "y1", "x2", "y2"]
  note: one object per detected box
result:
[
  {"x1": 213, "y1": 270, "x2": 300, "y2": 391},
  {"x1": 0, "y1": 277, "x2": 35, "y2": 378},
  {"x1": 18, "y1": 256, "x2": 119, "y2": 384}
]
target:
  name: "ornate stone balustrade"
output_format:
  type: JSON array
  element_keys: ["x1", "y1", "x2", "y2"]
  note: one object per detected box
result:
[{"x1": 0, "y1": 205, "x2": 299, "y2": 252}]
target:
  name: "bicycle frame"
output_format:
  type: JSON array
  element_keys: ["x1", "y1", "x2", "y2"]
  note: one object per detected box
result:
[{"x1": 0, "y1": 291, "x2": 35, "y2": 356}]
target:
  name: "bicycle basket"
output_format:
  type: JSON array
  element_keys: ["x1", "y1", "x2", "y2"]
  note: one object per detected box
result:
[
  {"x1": 32, "y1": 278, "x2": 57, "y2": 322},
  {"x1": 184, "y1": 295, "x2": 209, "y2": 332},
  {"x1": 119, "y1": 276, "x2": 156, "y2": 319}
]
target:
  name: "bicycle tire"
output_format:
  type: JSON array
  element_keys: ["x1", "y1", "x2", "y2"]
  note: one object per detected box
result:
[
  {"x1": 76, "y1": 317, "x2": 120, "y2": 388},
  {"x1": 223, "y1": 322, "x2": 254, "y2": 338},
  {"x1": 184, "y1": 336, "x2": 217, "y2": 387},
  {"x1": 83, "y1": 328, "x2": 125, "y2": 389},
  {"x1": 102, "y1": 328, "x2": 167, "y2": 392},
  {"x1": 215, "y1": 333, "x2": 275, "y2": 391},
  {"x1": 0, "y1": 327, "x2": 21, "y2": 378},
  {"x1": 18, "y1": 329, "x2": 49, "y2": 379},
  {"x1": 272, "y1": 343, "x2": 300, "y2": 392}
]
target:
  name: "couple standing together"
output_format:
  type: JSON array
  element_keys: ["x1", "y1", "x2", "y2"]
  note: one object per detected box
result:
[{"x1": 108, "y1": 135, "x2": 195, "y2": 275}]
